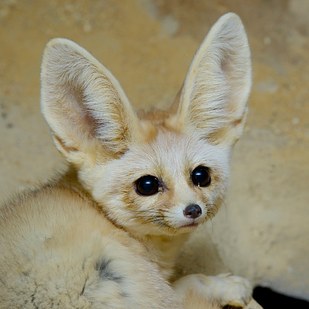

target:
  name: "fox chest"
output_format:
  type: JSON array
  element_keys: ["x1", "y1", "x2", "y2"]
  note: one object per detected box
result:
[{"x1": 143, "y1": 234, "x2": 189, "y2": 280}]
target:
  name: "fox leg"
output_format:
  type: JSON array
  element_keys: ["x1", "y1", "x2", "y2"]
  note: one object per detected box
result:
[
  {"x1": 173, "y1": 273, "x2": 254, "y2": 308},
  {"x1": 82, "y1": 247, "x2": 180, "y2": 309}
]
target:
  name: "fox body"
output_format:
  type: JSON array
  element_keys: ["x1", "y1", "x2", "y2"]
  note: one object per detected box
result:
[{"x1": 0, "y1": 13, "x2": 254, "y2": 308}]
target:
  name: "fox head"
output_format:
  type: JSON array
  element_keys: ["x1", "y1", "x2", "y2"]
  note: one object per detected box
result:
[{"x1": 41, "y1": 13, "x2": 251, "y2": 237}]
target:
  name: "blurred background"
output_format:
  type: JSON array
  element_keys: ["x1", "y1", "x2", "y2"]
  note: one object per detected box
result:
[{"x1": 0, "y1": 0, "x2": 308, "y2": 306}]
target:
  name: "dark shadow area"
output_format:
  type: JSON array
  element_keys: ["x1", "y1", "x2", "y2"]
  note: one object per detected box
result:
[{"x1": 253, "y1": 286, "x2": 309, "y2": 309}]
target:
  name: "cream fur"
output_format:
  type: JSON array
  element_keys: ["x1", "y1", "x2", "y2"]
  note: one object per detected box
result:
[{"x1": 0, "y1": 13, "x2": 256, "y2": 308}]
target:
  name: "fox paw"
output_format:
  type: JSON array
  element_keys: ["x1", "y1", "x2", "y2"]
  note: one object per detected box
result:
[
  {"x1": 174, "y1": 273, "x2": 252, "y2": 308},
  {"x1": 210, "y1": 273, "x2": 252, "y2": 307}
]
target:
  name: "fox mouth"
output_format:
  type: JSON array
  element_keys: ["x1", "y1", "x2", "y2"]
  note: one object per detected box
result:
[
  {"x1": 142, "y1": 215, "x2": 199, "y2": 231},
  {"x1": 179, "y1": 221, "x2": 199, "y2": 228},
  {"x1": 133, "y1": 208, "x2": 210, "y2": 232}
]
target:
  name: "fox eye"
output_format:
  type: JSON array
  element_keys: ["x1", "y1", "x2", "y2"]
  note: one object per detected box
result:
[
  {"x1": 191, "y1": 166, "x2": 211, "y2": 187},
  {"x1": 135, "y1": 175, "x2": 160, "y2": 196}
]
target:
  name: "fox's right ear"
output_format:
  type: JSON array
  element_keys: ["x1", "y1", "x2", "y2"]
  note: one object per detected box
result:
[
  {"x1": 168, "y1": 13, "x2": 252, "y2": 146},
  {"x1": 41, "y1": 39, "x2": 141, "y2": 165}
]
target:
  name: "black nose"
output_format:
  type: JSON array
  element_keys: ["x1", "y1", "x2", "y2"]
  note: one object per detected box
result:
[{"x1": 183, "y1": 204, "x2": 202, "y2": 219}]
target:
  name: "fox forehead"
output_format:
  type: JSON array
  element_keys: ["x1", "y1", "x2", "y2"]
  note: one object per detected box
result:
[{"x1": 104, "y1": 129, "x2": 230, "y2": 182}]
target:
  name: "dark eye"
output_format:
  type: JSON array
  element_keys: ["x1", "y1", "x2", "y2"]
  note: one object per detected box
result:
[
  {"x1": 191, "y1": 166, "x2": 211, "y2": 187},
  {"x1": 135, "y1": 175, "x2": 160, "y2": 196}
]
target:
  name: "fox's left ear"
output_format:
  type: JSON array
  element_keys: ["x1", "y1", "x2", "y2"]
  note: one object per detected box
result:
[{"x1": 169, "y1": 13, "x2": 251, "y2": 146}]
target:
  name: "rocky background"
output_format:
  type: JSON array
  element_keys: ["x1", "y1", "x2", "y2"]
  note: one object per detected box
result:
[{"x1": 0, "y1": 0, "x2": 308, "y2": 301}]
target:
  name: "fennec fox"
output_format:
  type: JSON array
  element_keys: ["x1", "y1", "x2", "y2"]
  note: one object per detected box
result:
[{"x1": 0, "y1": 13, "x2": 253, "y2": 309}]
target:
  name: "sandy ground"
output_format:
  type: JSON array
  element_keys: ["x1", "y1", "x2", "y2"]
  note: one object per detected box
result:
[{"x1": 0, "y1": 0, "x2": 308, "y2": 301}]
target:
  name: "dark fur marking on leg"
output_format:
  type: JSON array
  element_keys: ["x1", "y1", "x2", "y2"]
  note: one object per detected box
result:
[
  {"x1": 80, "y1": 275, "x2": 88, "y2": 296},
  {"x1": 120, "y1": 291, "x2": 129, "y2": 298},
  {"x1": 95, "y1": 258, "x2": 123, "y2": 283},
  {"x1": 30, "y1": 293, "x2": 39, "y2": 309}
]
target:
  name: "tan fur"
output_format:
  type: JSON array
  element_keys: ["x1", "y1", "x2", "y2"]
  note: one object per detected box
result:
[
  {"x1": 0, "y1": 13, "x2": 256, "y2": 308},
  {"x1": 182, "y1": 290, "x2": 219, "y2": 309}
]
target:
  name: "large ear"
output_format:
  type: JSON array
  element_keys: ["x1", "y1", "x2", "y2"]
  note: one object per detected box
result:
[
  {"x1": 41, "y1": 38, "x2": 141, "y2": 165},
  {"x1": 169, "y1": 13, "x2": 251, "y2": 146}
]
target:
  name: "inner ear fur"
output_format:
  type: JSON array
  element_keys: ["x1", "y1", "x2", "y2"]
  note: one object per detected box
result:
[
  {"x1": 168, "y1": 13, "x2": 252, "y2": 146},
  {"x1": 41, "y1": 38, "x2": 141, "y2": 163}
]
